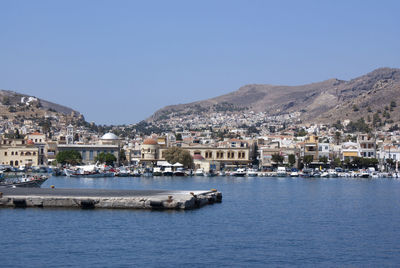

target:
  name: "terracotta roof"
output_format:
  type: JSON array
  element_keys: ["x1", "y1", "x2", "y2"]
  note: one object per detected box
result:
[
  {"x1": 27, "y1": 139, "x2": 34, "y2": 145},
  {"x1": 193, "y1": 154, "x2": 204, "y2": 160},
  {"x1": 143, "y1": 138, "x2": 158, "y2": 145},
  {"x1": 29, "y1": 132, "x2": 42, "y2": 135}
]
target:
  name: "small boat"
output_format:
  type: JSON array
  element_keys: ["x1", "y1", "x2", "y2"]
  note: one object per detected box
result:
[
  {"x1": 247, "y1": 169, "x2": 258, "y2": 177},
  {"x1": 152, "y1": 167, "x2": 162, "y2": 176},
  {"x1": 206, "y1": 170, "x2": 217, "y2": 177},
  {"x1": 194, "y1": 169, "x2": 205, "y2": 176},
  {"x1": 0, "y1": 174, "x2": 48, "y2": 188},
  {"x1": 233, "y1": 168, "x2": 246, "y2": 177},
  {"x1": 162, "y1": 167, "x2": 174, "y2": 176},
  {"x1": 173, "y1": 167, "x2": 186, "y2": 176},
  {"x1": 218, "y1": 171, "x2": 226, "y2": 176},
  {"x1": 116, "y1": 167, "x2": 131, "y2": 177},
  {"x1": 276, "y1": 167, "x2": 287, "y2": 177}
]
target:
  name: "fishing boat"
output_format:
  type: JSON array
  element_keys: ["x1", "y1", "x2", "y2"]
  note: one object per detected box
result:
[{"x1": 0, "y1": 174, "x2": 48, "y2": 188}]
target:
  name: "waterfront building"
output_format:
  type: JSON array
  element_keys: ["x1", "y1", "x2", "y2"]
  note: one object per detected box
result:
[
  {"x1": 340, "y1": 142, "x2": 360, "y2": 161},
  {"x1": 0, "y1": 138, "x2": 39, "y2": 167},
  {"x1": 302, "y1": 135, "x2": 319, "y2": 161},
  {"x1": 26, "y1": 132, "x2": 47, "y2": 165},
  {"x1": 357, "y1": 134, "x2": 376, "y2": 158},
  {"x1": 57, "y1": 133, "x2": 120, "y2": 165},
  {"x1": 139, "y1": 137, "x2": 251, "y2": 169}
]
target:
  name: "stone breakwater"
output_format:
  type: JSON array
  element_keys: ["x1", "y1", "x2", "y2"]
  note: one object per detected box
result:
[{"x1": 0, "y1": 188, "x2": 222, "y2": 210}]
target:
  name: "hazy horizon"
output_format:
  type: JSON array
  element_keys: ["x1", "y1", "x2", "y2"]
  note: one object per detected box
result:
[{"x1": 1, "y1": 1, "x2": 399, "y2": 125}]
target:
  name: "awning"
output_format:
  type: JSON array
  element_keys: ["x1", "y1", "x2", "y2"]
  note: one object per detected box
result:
[{"x1": 343, "y1": 152, "x2": 358, "y2": 157}]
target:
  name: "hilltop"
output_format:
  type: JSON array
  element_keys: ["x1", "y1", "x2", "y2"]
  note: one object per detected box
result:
[
  {"x1": 148, "y1": 68, "x2": 400, "y2": 127},
  {"x1": 0, "y1": 90, "x2": 84, "y2": 125}
]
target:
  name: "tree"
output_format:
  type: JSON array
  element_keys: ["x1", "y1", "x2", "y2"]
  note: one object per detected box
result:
[
  {"x1": 332, "y1": 157, "x2": 342, "y2": 168},
  {"x1": 2, "y1": 97, "x2": 10, "y2": 105},
  {"x1": 175, "y1": 133, "x2": 182, "y2": 141},
  {"x1": 163, "y1": 147, "x2": 193, "y2": 168},
  {"x1": 391, "y1": 101, "x2": 397, "y2": 108},
  {"x1": 56, "y1": 150, "x2": 82, "y2": 165},
  {"x1": 288, "y1": 154, "x2": 296, "y2": 167},
  {"x1": 271, "y1": 153, "x2": 284, "y2": 165},
  {"x1": 319, "y1": 156, "x2": 328, "y2": 164},
  {"x1": 335, "y1": 131, "x2": 341, "y2": 145},
  {"x1": 95, "y1": 152, "x2": 117, "y2": 166},
  {"x1": 303, "y1": 155, "x2": 314, "y2": 167}
]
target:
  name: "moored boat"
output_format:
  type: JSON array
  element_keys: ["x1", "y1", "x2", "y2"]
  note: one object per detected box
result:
[
  {"x1": 0, "y1": 174, "x2": 48, "y2": 188},
  {"x1": 233, "y1": 168, "x2": 246, "y2": 177}
]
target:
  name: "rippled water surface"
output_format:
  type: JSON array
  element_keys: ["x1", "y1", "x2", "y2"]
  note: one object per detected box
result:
[{"x1": 2, "y1": 176, "x2": 400, "y2": 267}]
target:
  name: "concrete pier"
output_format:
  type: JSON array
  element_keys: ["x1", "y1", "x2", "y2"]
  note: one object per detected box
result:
[{"x1": 0, "y1": 188, "x2": 222, "y2": 210}]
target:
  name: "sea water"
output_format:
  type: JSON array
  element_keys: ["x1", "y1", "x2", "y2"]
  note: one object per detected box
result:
[{"x1": 1, "y1": 176, "x2": 400, "y2": 267}]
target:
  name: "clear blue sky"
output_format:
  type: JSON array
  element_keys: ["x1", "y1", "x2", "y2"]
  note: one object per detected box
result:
[{"x1": 1, "y1": 0, "x2": 399, "y2": 125}]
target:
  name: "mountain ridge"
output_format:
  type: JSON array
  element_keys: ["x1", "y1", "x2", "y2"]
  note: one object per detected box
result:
[{"x1": 148, "y1": 67, "x2": 400, "y2": 126}]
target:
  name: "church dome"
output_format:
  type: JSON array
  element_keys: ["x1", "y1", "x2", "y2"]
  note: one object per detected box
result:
[
  {"x1": 101, "y1": 133, "x2": 119, "y2": 140},
  {"x1": 143, "y1": 138, "x2": 158, "y2": 145}
]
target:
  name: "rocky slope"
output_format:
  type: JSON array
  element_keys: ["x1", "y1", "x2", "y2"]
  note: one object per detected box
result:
[
  {"x1": 0, "y1": 90, "x2": 83, "y2": 121},
  {"x1": 149, "y1": 67, "x2": 400, "y2": 125}
]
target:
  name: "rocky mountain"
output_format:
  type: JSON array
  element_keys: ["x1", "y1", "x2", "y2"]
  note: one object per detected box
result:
[
  {"x1": 0, "y1": 89, "x2": 83, "y2": 121},
  {"x1": 149, "y1": 67, "x2": 400, "y2": 125}
]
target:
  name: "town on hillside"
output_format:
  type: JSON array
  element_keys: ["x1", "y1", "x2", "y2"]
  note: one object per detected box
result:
[{"x1": 1, "y1": 102, "x2": 400, "y2": 178}]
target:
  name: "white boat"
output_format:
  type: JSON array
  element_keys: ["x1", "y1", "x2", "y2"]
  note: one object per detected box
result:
[
  {"x1": 152, "y1": 167, "x2": 162, "y2": 176},
  {"x1": 173, "y1": 167, "x2": 186, "y2": 176},
  {"x1": 328, "y1": 169, "x2": 338, "y2": 178},
  {"x1": 194, "y1": 169, "x2": 205, "y2": 176},
  {"x1": 233, "y1": 168, "x2": 246, "y2": 177},
  {"x1": 320, "y1": 172, "x2": 329, "y2": 178},
  {"x1": 162, "y1": 167, "x2": 174, "y2": 176},
  {"x1": 276, "y1": 167, "x2": 287, "y2": 177},
  {"x1": 290, "y1": 171, "x2": 299, "y2": 177},
  {"x1": 247, "y1": 169, "x2": 258, "y2": 177}
]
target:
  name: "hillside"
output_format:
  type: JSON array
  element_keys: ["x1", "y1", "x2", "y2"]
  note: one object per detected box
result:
[
  {"x1": 0, "y1": 90, "x2": 84, "y2": 122},
  {"x1": 149, "y1": 68, "x2": 400, "y2": 126}
]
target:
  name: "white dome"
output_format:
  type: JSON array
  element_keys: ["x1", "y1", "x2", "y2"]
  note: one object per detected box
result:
[{"x1": 101, "y1": 132, "x2": 119, "y2": 140}]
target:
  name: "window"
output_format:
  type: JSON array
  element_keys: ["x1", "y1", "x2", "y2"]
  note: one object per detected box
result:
[
  {"x1": 11, "y1": 152, "x2": 14, "y2": 155},
  {"x1": 205, "y1": 151, "x2": 212, "y2": 159},
  {"x1": 89, "y1": 151, "x2": 94, "y2": 160},
  {"x1": 217, "y1": 152, "x2": 224, "y2": 159},
  {"x1": 4, "y1": 152, "x2": 7, "y2": 156}
]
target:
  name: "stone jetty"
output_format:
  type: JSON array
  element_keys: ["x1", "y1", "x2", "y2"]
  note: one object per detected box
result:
[{"x1": 0, "y1": 188, "x2": 222, "y2": 210}]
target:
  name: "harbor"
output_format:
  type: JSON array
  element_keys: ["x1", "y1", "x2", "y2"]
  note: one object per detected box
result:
[{"x1": 0, "y1": 187, "x2": 222, "y2": 210}]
